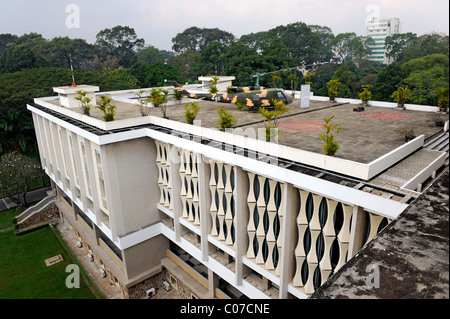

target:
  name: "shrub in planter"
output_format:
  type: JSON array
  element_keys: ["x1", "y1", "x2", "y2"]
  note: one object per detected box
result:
[
  {"x1": 184, "y1": 102, "x2": 199, "y2": 124},
  {"x1": 326, "y1": 79, "x2": 340, "y2": 101},
  {"x1": 75, "y1": 90, "x2": 92, "y2": 115},
  {"x1": 391, "y1": 86, "x2": 411, "y2": 108},
  {"x1": 359, "y1": 84, "x2": 373, "y2": 106},
  {"x1": 217, "y1": 108, "x2": 236, "y2": 131}
]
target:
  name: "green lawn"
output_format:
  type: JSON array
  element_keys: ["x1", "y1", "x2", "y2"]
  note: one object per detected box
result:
[
  {"x1": 0, "y1": 207, "x2": 19, "y2": 230},
  {"x1": 0, "y1": 208, "x2": 98, "y2": 299}
]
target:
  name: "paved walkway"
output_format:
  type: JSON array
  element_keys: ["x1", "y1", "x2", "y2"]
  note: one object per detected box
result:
[
  {"x1": 311, "y1": 168, "x2": 449, "y2": 299},
  {"x1": 0, "y1": 187, "x2": 51, "y2": 211},
  {"x1": 55, "y1": 220, "x2": 123, "y2": 299}
]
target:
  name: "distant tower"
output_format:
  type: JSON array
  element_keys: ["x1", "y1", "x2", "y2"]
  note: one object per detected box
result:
[{"x1": 366, "y1": 17, "x2": 401, "y2": 64}]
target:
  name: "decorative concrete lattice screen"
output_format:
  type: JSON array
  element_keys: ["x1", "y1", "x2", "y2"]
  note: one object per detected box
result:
[
  {"x1": 292, "y1": 191, "x2": 353, "y2": 294},
  {"x1": 155, "y1": 141, "x2": 172, "y2": 210},
  {"x1": 209, "y1": 161, "x2": 236, "y2": 246},
  {"x1": 291, "y1": 190, "x2": 391, "y2": 294},
  {"x1": 154, "y1": 141, "x2": 393, "y2": 296},
  {"x1": 246, "y1": 173, "x2": 284, "y2": 275},
  {"x1": 180, "y1": 150, "x2": 200, "y2": 225}
]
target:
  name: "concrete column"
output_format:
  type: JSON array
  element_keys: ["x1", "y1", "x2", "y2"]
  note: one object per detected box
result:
[
  {"x1": 83, "y1": 139, "x2": 102, "y2": 231},
  {"x1": 279, "y1": 183, "x2": 298, "y2": 299},
  {"x1": 50, "y1": 123, "x2": 66, "y2": 188},
  {"x1": 208, "y1": 268, "x2": 219, "y2": 299},
  {"x1": 197, "y1": 153, "x2": 210, "y2": 262},
  {"x1": 42, "y1": 118, "x2": 57, "y2": 179},
  {"x1": 234, "y1": 166, "x2": 249, "y2": 286},
  {"x1": 169, "y1": 145, "x2": 182, "y2": 242},
  {"x1": 99, "y1": 144, "x2": 122, "y2": 240},
  {"x1": 59, "y1": 128, "x2": 77, "y2": 204},
  {"x1": 348, "y1": 206, "x2": 367, "y2": 258},
  {"x1": 31, "y1": 113, "x2": 46, "y2": 169},
  {"x1": 70, "y1": 133, "x2": 89, "y2": 214}
]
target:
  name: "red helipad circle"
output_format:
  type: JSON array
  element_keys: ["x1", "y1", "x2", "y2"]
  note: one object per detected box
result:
[
  {"x1": 361, "y1": 111, "x2": 409, "y2": 120},
  {"x1": 280, "y1": 120, "x2": 325, "y2": 132}
]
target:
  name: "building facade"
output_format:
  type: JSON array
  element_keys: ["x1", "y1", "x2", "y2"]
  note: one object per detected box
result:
[
  {"x1": 366, "y1": 17, "x2": 401, "y2": 64},
  {"x1": 27, "y1": 87, "x2": 423, "y2": 299}
]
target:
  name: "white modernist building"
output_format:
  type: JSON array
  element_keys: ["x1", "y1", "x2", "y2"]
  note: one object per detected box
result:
[
  {"x1": 366, "y1": 17, "x2": 401, "y2": 64},
  {"x1": 27, "y1": 84, "x2": 446, "y2": 299}
]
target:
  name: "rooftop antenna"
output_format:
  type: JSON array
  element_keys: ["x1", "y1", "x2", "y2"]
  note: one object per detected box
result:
[{"x1": 69, "y1": 54, "x2": 76, "y2": 87}]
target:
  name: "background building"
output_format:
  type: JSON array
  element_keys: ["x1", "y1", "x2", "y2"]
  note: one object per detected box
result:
[{"x1": 366, "y1": 17, "x2": 401, "y2": 64}]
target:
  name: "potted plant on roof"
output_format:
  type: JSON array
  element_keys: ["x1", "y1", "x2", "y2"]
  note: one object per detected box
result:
[
  {"x1": 433, "y1": 113, "x2": 445, "y2": 127},
  {"x1": 288, "y1": 74, "x2": 299, "y2": 98},
  {"x1": 184, "y1": 102, "x2": 199, "y2": 124},
  {"x1": 395, "y1": 125, "x2": 416, "y2": 142},
  {"x1": 359, "y1": 84, "x2": 372, "y2": 106},
  {"x1": 148, "y1": 87, "x2": 169, "y2": 119},
  {"x1": 75, "y1": 90, "x2": 92, "y2": 116},
  {"x1": 303, "y1": 71, "x2": 315, "y2": 94},
  {"x1": 326, "y1": 79, "x2": 340, "y2": 102},
  {"x1": 96, "y1": 95, "x2": 116, "y2": 122},
  {"x1": 258, "y1": 99, "x2": 289, "y2": 142},
  {"x1": 436, "y1": 85, "x2": 449, "y2": 113},
  {"x1": 217, "y1": 108, "x2": 236, "y2": 131},
  {"x1": 391, "y1": 86, "x2": 411, "y2": 109},
  {"x1": 319, "y1": 115, "x2": 343, "y2": 156}
]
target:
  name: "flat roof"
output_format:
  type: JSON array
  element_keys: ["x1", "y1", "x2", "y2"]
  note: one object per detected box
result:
[
  {"x1": 45, "y1": 95, "x2": 446, "y2": 164},
  {"x1": 33, "y1": 89, "x2": 448, "y2": 201},
  {"x1": 47, "y1": 92, "x2": 448, "y2": 163}
]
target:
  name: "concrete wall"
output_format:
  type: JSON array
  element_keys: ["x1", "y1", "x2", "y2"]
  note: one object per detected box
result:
[
  {"x1": 102, "y1": 137, "x2": 161, "y2": 238},
  {"x1": 122, "y1": 234, "x2": 169, "y2": 281}
]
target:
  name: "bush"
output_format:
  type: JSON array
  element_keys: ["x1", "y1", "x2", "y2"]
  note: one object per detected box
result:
[
  {"x1": 217, "y1": 108, "x2": 236, "y2": 131},
  {"x1": 319, "y1": 115, "x2": 343, "y2": 156},
  {"x1": 184, "y1": 102, "x2": 199, "y2": 124}
]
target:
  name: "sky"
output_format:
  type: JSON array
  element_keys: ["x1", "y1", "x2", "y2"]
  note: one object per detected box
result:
[{"x1": 0, "y1": 0, "x2": 448, "y2": 51}]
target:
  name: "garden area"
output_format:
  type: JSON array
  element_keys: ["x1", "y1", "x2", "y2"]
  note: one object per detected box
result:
[{"x1": 0, "y1": 206, "x2": 100, "y2": 299}]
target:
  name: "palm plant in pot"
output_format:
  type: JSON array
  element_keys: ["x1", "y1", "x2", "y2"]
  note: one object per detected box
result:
[{"x1": 391, "y1": 86, "x2": 411, "y2": 109}]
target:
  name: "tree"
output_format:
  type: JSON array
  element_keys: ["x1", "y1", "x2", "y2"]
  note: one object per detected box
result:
[
  {"x1": 137, "y1": 45, "x2": 174, "y2": 65},
  {"x1": 0, "y1": 42, "x2": 40, "y2": 74},
  {"x1": 0, "y1": 33, "x2": 19, "y2": 55},
  {"x1": 195, "y1": 41, "x2": 226, "y2": 75},
  {"x1": 384, "y1": 32, "x2": 417, "y2": 63},
  {"x1": 267, "y1": 22, "x2": 320, "y2": 64},
  {"x1": 0, "y1": 107, "x2": 33, "y2": 154},
  {"x1": 170, "y1": 49, "x2": 201, "y2": 83},
  {"x1": 0, "y1": 152, "x2": 43, "y2": 209},
  {"x1": 80, "y1": 54, "x2": 118, "y2": 72},
  {"x1": 307, "y1": 25, "x2": 335, "y2": 62},
  {"x1": 332, "y1": 64, "x2": 356, "y2": 98},
  {"x1": 221, "y1": 42, "x2": 264, "y2": 87},
  {"x1": 35, "y1": 36, "x2": 95, "y2": 68},
  {"x1": 171, "y1": 26, "x2": 234, "y2": 53},
  {"x1": 372, "y1": 63, "x2": 406, "y2": 101},
  {"x1": 400, "y1": 54, "x2": 449, "y2": 105},
  {"x1": 331, "y1": 33, "x2": 372, "y2": 64},
  {"x1": 95, "y1": 26, "x2": 145, "y2": 67},
  {"x1": 401, "y1": 33, "x2": 449, "y2": 63},
  {"x1": 145, "y1": 62, "x2": 178, "y2": 88}
]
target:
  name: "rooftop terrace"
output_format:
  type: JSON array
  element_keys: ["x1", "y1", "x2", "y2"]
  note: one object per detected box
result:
[{"x1": 32, "y1": 86, "x2": 449, "y2": 202}]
